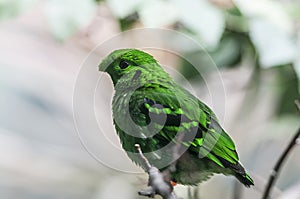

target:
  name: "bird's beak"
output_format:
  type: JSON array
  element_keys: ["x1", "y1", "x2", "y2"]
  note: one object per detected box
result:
[{"x1": 98, "y1": 59, "x2": 107, "y2": 72}]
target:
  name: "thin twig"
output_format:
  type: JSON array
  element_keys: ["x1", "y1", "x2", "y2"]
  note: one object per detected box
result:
[
  {"x1": 135, "y1": 144, "x2": 151, "y2": 170},
  {"x1": 135, "y1": 144, "x2": 177, "y2": 199},
  {"x1": 262, "y1": 100, "x2": 300, "y2": 199},
  {"x1": 261, "y1": 127, "x2": 300, "y2": 199}
]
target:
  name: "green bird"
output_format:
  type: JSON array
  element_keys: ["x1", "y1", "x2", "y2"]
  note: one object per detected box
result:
[{"x1": 99, "y1": 49, "x2": 254, "y2": 187}]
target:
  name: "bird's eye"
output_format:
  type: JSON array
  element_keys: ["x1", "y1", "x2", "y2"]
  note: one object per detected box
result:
[{"x1": 119, "y1": 60, "x2": 130, "y2": 69}]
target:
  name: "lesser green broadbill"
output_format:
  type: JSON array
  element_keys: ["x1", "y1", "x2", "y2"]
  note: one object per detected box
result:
[{"x1": 99, "y1": 49, "x2": 254, "y2": 187}]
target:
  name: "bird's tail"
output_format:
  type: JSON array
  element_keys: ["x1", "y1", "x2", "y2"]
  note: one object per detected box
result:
[{"x1": 235, "y1": 172, "x2": 254, "y2": 187}]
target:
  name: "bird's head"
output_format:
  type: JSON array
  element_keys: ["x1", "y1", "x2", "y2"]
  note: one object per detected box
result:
[{"x1": 99, "y1": 49, "x2": 169, "y2": 87}]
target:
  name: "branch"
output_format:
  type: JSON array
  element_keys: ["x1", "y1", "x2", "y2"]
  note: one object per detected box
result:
[
  {"x1": 135, "y1": 144, "x2": 177, "y2": 199},
  {"x1": 262, "y1": 100, "x2": 300, "y2": 199}
]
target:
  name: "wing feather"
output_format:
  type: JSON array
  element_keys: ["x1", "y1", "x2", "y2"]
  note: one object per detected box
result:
[{"x1": 130, "y1": 84, "x2": 241, "y2": 170}]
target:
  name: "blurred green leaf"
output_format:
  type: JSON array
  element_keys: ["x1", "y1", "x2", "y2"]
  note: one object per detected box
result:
[
  {"x1": 209, "y1": 32, "x2": 243, "y2": 68},
  {"x1": 45, "y1": 0, "x2": 96, "y2": 41},
  {"x1": 173, "y1": 0, "x2": 225, "y2": 49},
  {"x1": 294, "y1": 64, "x2": 300, "y2": 94},
  {"x1": 178, "y1": 33, "x2": 244, "y2": 80},
  {"x1": 0, "y1": 0, "x2": 36, "y2": 20},
  {"x1": 119, "y1": 12, "x2": 138, "y2": 31},
  {"x1": 138, "y1": 0, "x2": 178, "y2": 27},
  {"x1": 286, "y1": 2, "x2": 300, "y2": 20},
  {"x1": 275, "y1": 65, "x2": 299, "y2": 115},
  {"x1": 294, "y1": 33, "x2": 300, "y2": 94},
  {"x1": 179, "y1": 50, "x2": 213, "y2": 81},
  {"x1": 107, "y1": 0, "x2": 142, "y2": 19},
  {"x1": 224, "y1": 7, "x2": 248, "y2": 33}
]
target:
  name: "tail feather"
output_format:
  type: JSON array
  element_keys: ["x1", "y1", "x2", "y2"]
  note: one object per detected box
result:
[
  {"x1": 235, "y1": 172, "x2": 254, "y2": 187},
  {"x1": 216, "y1": 155, "x2": 254, "y2": 187}
]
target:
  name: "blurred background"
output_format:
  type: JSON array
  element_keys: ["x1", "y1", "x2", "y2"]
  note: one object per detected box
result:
[{"x1": 0, "y1": 0, "x2": 299, "y2": 198}]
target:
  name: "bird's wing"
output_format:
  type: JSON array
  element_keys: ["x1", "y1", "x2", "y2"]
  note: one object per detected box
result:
[
  {"x1": 194, "y1": 99, "x2": 253, "y2": 181},
  {"x1": 131, "y1": 85, "x2": 241, "y2": 170},
  {"x1": 197, "y1": 105, "x2": 239, "y2": 168},
  {"x1": 196, "y1": 101, "x2": 254, "y2": 186},
  {"x1": 129, "y1": 84, "x2": 199, "y2": 139}
]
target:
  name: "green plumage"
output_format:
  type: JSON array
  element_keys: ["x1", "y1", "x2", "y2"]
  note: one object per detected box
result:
[{"x1": 99, "y1": 49, "x2": 254, "y2": 187}]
